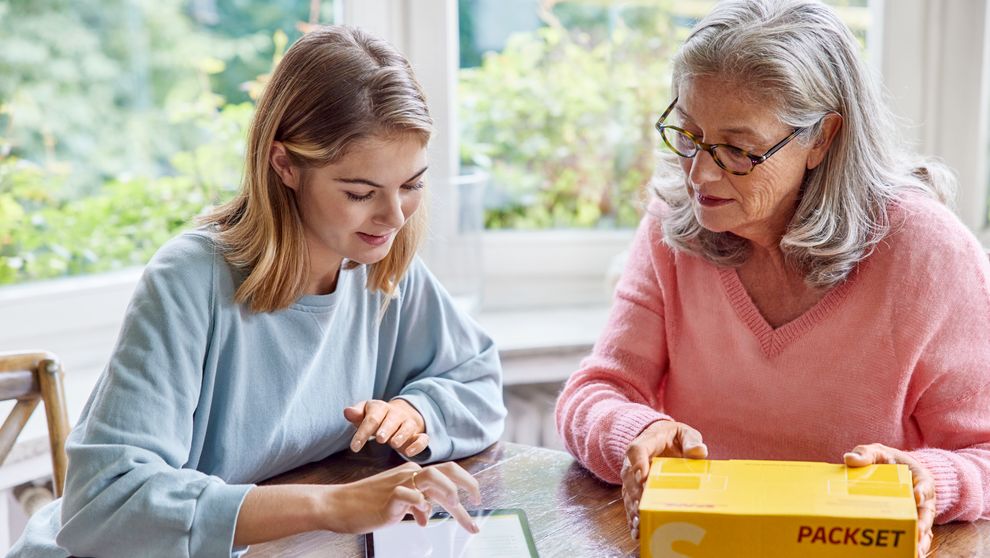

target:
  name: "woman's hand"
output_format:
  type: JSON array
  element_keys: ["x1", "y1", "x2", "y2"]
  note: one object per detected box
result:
[
  {"x1": 843, "y1": 443, "x2": 936, "y2": 558},
  {"x1": 621, "y1": 420, "x2": 708, "y2": 540},
  {"x1": 323, "y1": 461, "x2": 482, "y2": 535},
  {"x1": 345, "y1": 398, "x2": 429, "y2": 457}
]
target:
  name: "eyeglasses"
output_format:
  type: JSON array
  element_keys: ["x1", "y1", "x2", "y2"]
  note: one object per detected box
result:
[{"x1": 655, "y1": 97, "x2": 807, "y2": 176}]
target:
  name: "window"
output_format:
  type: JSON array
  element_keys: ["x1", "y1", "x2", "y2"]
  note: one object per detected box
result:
[
  {"x1": 429, "y1": 0, "x2": 868, "y2": 309},
  {"x1": 0, "y1": 1, "x2": 878, "y2": 304},
  {"x1": 458, "y1": 0, "x2": 871, "y2": 232}
]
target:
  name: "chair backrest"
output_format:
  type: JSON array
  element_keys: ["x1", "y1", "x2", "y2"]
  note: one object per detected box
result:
[{"x1": 0, "y1": 351, "x2": 70, "y2": 497}]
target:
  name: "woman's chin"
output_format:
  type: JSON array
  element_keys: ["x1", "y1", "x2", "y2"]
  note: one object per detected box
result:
[
  {"x1": 347, "y1": 246, "x2": 392, "y2": 266},
  {"x1": 693, "y1": 211, "x2": 731, "y2": 233}
]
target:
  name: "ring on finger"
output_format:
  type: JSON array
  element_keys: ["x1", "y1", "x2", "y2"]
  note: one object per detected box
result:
[{"x1": 410, "y1": 470, "x2": 422, "y2": 492}]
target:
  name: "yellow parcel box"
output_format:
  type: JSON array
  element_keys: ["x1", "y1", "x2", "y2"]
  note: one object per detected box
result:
[{"x1": 639, "y1": 457, "x2": 916, "y2": 558}]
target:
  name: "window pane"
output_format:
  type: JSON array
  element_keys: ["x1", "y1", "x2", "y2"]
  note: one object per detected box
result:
[
  {"x1": 458, "y1": 0, "x2": 871, "y2": 230},
  {"x1": 0, "y1": 0, "x2": 338, "y2": 286}
]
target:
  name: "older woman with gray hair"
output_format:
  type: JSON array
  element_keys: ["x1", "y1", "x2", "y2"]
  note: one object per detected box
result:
[{"x1": 555, "y1": 0, "x2": 990, "y2": 555}]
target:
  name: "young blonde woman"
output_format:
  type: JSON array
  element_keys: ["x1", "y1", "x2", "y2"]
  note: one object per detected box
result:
[{"x1": 11, "y1": 26, "x2": 506, "y2": 558}]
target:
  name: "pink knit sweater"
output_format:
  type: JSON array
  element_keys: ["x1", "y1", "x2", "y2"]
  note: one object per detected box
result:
[{"x1": 556, "y1": 193, "x2": 990, "y2": 524}]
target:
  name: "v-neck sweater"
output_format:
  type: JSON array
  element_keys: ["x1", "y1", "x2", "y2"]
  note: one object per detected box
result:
[{"x1": 556, "y1": 193, "x2": 990, "y2": 523}]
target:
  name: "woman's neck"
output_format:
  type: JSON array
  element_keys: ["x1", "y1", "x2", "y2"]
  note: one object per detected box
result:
[
  {"x1": 746, "y1": 240, "x2": 790, "y2": 277},
  {"x1": 304, "y1": 237, "x2": 344, "y2": 296}
]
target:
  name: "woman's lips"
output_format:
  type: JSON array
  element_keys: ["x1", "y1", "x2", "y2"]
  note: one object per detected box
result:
[
  {"x1": 356, "y1": 232, "x2": 392, "y2": 246},
  {"x1": 696, "y1": 192, "x2": 734, "y2": 207}
]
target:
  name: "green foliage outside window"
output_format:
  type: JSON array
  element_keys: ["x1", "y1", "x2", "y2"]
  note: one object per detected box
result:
[
  {"x1": 0, "y1": 0, "x2": 315, "y2": 286},
  {"x1": 0, "y1": 0, "x2": 870, "y2": 286},
  {"x1": 0, "y1": 101, "x2": 253, "y2": 285},
  {"x1": 459, "y1": 4, "x2": 684, "y2": 230}
]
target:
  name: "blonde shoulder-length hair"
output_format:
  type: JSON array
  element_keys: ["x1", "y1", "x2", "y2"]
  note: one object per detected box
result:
[
  {"x1": 653, "y1": 0, "x2": 954, "y2": 289},
  {"x1": 201, "y1": 25, "x2": 432, "y2": 313}
]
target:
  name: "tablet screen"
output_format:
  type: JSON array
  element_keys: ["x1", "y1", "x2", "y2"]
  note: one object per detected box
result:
[{"x1": 366, "y1": 508, "x2": 539, "y2": 558}]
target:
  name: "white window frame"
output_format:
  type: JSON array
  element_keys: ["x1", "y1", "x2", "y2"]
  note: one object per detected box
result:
[{"x1": 341, "y1": 0, "x2": 632, "y2": 311}]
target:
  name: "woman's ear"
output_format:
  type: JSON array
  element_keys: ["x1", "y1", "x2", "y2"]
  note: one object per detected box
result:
[
  {"x1": 270, "y1": 141, "x2": 301, "y2": 190},
  {"x1": 807, "y1": 112, "x2": 843, "y2": 170}
]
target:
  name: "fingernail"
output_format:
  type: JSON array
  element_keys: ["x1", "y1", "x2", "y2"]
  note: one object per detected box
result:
[
  {"x1": 635, "y1": 468, "x2": 643, "y2": 483},
  {"x1": 351, "y1": 441, "x2": 362, "y2": 452},
  {"x1": 471, "y1": 521, "x2": 480, "y2": 534},
  {"x1": 632, "y1": 515, "x2": 639, "y2": 528}
]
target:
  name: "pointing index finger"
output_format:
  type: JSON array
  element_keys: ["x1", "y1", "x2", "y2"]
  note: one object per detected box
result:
[{"x1": 441, "y1": 463, "x2": 482, "y2": 506}]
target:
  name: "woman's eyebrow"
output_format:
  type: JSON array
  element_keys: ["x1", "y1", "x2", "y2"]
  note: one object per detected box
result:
[
  {"x1": 336, "y1": 166, "x2": 429, "y2": 188},
  {"x1": 674, "y1": 108, "x2": 765, "y2": 140},
  {"x1": 721, "y1": 125, "x2": 761, "y2": 137}
]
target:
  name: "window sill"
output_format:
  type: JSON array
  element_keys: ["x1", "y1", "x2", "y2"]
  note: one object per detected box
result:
[
  {"x1": 478, "y1": 229, "x2": 633, "y2": 310},
  {"x1": 0, "y1": 269, "x2": 143, "y2": 450},
  {"x1": 476, "y1": 305, "x2": 609, "y2": 386}
]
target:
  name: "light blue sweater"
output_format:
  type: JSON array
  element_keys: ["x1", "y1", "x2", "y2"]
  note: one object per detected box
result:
[{"x1": 9, "y1": 231, "x2": 506, "y2": 558}]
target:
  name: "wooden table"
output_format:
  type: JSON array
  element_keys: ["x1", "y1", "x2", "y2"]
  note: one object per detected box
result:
[{"x1": 246, "y1": 442, "x2": 990, "y2": 558}]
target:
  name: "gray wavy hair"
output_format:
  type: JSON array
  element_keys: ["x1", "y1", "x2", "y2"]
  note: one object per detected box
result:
[{"x1": 652, "y1": 0, "x2": 955, "y2": 288}]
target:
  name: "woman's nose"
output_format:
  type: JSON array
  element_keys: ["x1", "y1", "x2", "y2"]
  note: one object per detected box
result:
[
  {"x1": 688, "y1": 148, "x2": 723, "y2": 185},
  {"x1": 374, "y1": 191, "x2": 405, "y2": 228}
]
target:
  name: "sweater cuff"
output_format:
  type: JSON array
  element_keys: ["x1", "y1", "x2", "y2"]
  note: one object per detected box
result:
[
  {"x1": 393, "y1": 393, "x2": 448, "y2": 464},
  {"x1": 909, "y1": 449, "x2": 960, "y2": 520},
  {"x1": 190, "y1": 479, "x2": 254, "y2": 558},
  {"x1": 604, "y1": 406, "x2": 672, "y2": 479}
]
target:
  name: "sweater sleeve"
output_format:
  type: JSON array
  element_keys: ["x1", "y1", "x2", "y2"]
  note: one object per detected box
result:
[
  {"x1": 380, "y1": 258, "x2": 507, "y2": 463},
  {"x1": 55, "y1": 234, "x2": 252, "y2": 558},
  {"x1": 555, "y1": 211, "x2": 674, "y2": 484},
  {"x1": 901, "y1": 222, "x2": 990, "y2": 524},
  {"x1": 910, "y1": 383, "x2": 990, "y2": 524}
]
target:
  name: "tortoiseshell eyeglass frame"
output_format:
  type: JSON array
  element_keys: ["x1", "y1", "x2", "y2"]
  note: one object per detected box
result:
[{"x1": 654, "y1": 96, "x2": 807, "y2": 176}]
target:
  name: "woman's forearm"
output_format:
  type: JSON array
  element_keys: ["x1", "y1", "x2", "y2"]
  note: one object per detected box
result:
[{"x1": 233, "y1": 484, "x2": 334, "y2": 546}]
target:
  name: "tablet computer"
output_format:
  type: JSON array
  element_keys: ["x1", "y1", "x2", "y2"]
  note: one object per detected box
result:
[{"x1": 364, "y1": 508, "x2": 539, "y2": 558}]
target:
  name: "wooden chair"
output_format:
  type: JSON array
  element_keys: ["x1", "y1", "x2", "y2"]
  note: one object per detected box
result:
[{"x1": 0, "y1": 351, "x2": 70, "y2": 497}]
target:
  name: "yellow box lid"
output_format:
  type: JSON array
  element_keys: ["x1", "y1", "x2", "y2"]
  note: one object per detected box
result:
[{"x1": 641, "y1": 457, "x2": 916, "y2": 520}]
